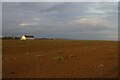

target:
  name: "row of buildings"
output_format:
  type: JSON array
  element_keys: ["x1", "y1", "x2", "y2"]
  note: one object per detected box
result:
[
  {"x1": 21, "y1": 35, "x2": 34, "y2": 40},
  {"x1": 2, "y1": 35, "x2": 34, "y2": 40},
  {"x1": 3, "y1": 35, "x2": 61, "y2": 40}
]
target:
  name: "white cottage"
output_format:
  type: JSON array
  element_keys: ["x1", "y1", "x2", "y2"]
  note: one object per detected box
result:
[{"x1": 21, "y1": 35, "x2": 34, "y2": 40}]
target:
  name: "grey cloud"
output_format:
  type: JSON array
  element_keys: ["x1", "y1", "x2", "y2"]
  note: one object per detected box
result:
[
  {"x1": 0, "y1": 2, "x2": 1, "y2": 37},
  {"x1": 2, "y1": 2, "x2": 118, "y2": 40}
]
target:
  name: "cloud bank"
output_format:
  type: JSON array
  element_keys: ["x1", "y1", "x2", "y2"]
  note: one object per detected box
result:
[{"x1": 2, "y1": 2, "x2": 118, "y2": 40}]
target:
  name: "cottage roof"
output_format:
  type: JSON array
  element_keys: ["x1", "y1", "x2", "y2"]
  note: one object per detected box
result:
[{"x1": 24, "y1": 35, "x2": 34, "y2": 38}]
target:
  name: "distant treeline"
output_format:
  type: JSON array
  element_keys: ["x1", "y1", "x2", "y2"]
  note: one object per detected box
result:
[
  {"x1": 2, "y1": 36, "x2": 68, "y2": 40},
  {"x1": 2, "y1": 36, "x2": 20, "y2": 40}
]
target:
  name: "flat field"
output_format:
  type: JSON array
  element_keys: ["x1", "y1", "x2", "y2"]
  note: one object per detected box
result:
[{"x1": 2, "y1": 40, "x2": 118, "y2": 78}]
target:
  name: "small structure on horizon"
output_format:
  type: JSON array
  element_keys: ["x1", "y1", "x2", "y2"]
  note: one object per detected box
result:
[{"x1": 20, "y1": 35, "x2": 34, "y2": 40}]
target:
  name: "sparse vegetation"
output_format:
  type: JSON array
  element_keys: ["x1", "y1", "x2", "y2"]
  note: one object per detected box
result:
[
  {"x1": 3, "y1": 40, "x2": 118, "y2": 78},
  {"x1": 52, "y1": 56, "x2": 65, "y2": 61}
]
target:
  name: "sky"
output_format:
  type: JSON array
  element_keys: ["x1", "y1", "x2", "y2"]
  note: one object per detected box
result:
[
  {"x1": 2, "y1": 0, "x2": 119, "y2": 2},
  {"x1": 0, "y1": 2, "x2": 1, "y2": 38},
  {"x1": 2, "y1": 2, "x2": 118, "y2": 40}
]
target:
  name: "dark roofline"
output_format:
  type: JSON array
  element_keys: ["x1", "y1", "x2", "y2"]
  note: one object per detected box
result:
[{"x1": 24, "y1": 35, "x2": 34, "y2": 38}]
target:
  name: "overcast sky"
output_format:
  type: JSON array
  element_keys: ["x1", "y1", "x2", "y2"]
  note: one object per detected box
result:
[
  {"x1": 2, "y1": 0, "x2": 119, "y2": 2},
  {"x1": 2, "y1": 2, "x2": 118, "y2": 40}
]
